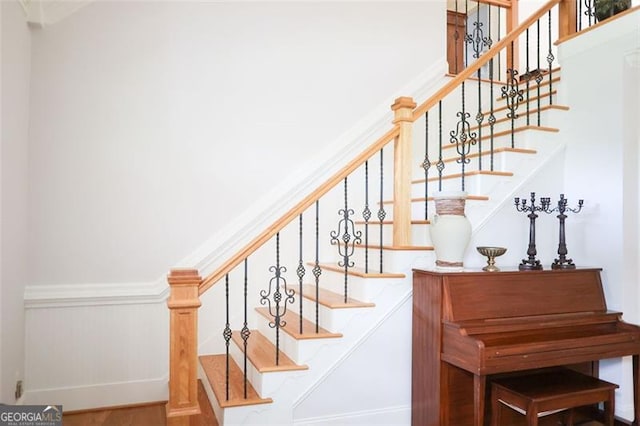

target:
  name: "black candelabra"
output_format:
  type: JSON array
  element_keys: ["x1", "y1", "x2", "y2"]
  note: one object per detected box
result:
[
  {"x1": 514, "y1": 192, "x2": 550, "y2": 270},
  {"x1": 543, "y1": 194, "x2": 584, "y2": 269}
]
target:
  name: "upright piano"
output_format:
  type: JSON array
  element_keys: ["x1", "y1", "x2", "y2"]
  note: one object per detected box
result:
[{"x1": 412, "y1": 268, "x2": 640, "y2": 426}]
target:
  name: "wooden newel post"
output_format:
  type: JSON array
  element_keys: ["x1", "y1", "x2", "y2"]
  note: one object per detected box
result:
[
  {"x1": 558, "y1": 0, "x2": 577, "y2": 39},
  {"x1": 391, "y1": 96, "x2": 417, "y2": 247},
  {"x1": 166, "y1": 269, "x2": 202, "y2": 426}
]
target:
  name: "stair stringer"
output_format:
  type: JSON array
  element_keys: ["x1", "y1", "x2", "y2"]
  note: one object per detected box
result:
[{"x1": 210, "y1": 249, "x2": 429, "y2": 425}]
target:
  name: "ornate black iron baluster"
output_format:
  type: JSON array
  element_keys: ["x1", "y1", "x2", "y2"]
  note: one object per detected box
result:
[
  {"x1": 313, "y1": 200, "x2": 321, "y2": 333},
  {"x1": 297, "y1": 214, "x2": 305, "y2": 334},
  {"x1": 536, "y1": 19, "x2": 543, "y2": 126},
  {"x1": 260, "y1": 233, "x2": 295, "y2": 365},
  {"x1": 454, "y1": 0, "x2": 460, "y2": 74},
  {"x1": 450, "y1": 82, "x2": 477, "y2": 191},
  {"x1": 363, "y1": 161, "x2": 371, "y2": 273},
  {"x1": 422, "y1": 112, "x2": 431, "y2": 220},
  {"x1": 547, "y1": 11, "x2": 555, "y2": 105},
  {"x1": 223, "y1": 274, "x2": 232, "y2": 401},
  {"x1": 331, "y1": 177, "x2": 362, "y2": 303},
  {"x1": 501, "y1": 41, "x2": 524, "y2": 149},
  {"x1": 437, "y1": 101, "x2": 445, "y2": 190},
  {"x1": 585, "y1": 0, "x2": 595, "y2": 27},
  {"x1": 476, "y1": 74, "x2": 484, "y2": 172},
  {"x1": 377, "y1": 149, "x2": 386, "y2": 273},
  {"x1": 465, "y1": 4, "x2": 491, "y2": 60},
  {"x1": 488, "y1": 58, "x2": 496, "y2": 171},
  {"x1": 241, "y1": 259, "x2": 250, "y2": 399},
  {"x1": 464, "y1": 0, "x2": 469, "y2": 68},
  {"x1": 525, "y1": 28, "x2": 531, "y2": 125}
]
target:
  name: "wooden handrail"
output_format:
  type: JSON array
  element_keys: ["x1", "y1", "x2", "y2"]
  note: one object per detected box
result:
[
  {"x1": 477, "y1": 0, "x2": 512, "y2": 8},
  {"x1": 199, "y1": 125, "x2": 401, "y2": 294},
  {"x1": 412, "y1": 0, "x2": 562, "y2": 121}
]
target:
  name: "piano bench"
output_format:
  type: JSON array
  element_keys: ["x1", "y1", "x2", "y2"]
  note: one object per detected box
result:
[{"x1": 490, "y1": 368, "x2": 619, "y2": 426}]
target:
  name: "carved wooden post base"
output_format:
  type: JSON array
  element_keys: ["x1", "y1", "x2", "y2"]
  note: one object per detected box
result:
[{"x1": 166, "y1": 269, "x2": 202, "y2": 426}]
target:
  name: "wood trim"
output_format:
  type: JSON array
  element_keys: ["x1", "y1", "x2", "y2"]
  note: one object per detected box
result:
[
  {"x1": 392, "y1": 97, "x2": 417, "y2": 247},
  {"x1": 558, "y1": 0, "x2": 577, "y2": 39},
  {"x1": 199, "y1": 125, "x2": 400, "y2": 294},
  {"x1": 166, "y1": 269, "x2": 202, "y2": 425},
  {"x1": 413, "y1": 0, "x2": 562, "y2": 121},
  {"x1": 556, "y1": 5, "x2": 640, "y2": 45},
  {"x1": 476, "y1": 0, "x2": 512, "y2": 8}
]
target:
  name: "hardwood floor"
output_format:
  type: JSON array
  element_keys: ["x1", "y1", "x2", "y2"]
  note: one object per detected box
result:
[{"x1": 63, "y1": 380, "x2": 218, "y2": 426}]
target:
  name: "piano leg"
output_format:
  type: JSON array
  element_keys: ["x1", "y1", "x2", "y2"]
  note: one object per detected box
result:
[
  {"x1": 474, "y1": 374, "x2": 486, "y2": 426},
  {"x1": 634, "y1": 354, "x2": 639, "y2": 426}
]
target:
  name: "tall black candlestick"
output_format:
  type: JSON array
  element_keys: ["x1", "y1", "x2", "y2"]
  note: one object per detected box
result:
[
  {"x1": 514, "y1": 192, "x2": 550, "y2": 270},
  {"x1": 543, "y1": 194, "x2": 583, "y2": 269}
]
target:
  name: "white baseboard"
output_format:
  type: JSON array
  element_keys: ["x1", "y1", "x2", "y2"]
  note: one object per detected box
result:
[
  {"x1": 22, "y1": 377, "x2": 168, "y2": 412},
  {"x1": 294, "y1": 405, "x2": 410, "y2": 426}
]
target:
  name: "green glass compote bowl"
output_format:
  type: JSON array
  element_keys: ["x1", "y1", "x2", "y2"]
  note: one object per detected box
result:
[{"x1": 477, "y1": 246, "x2": 507, "y2": 272}]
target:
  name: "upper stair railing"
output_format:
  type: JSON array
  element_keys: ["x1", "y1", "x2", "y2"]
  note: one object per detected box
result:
[{"x1": 165, "y1": 1, "x2": 583, "y2": 424}]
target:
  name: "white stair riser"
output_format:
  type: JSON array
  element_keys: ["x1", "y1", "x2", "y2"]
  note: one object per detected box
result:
[
  {"x1": 228, "y1": 342, "x2": 307, "y2": 397},
  {"x1": 255, "y1": 312, "x2": 342, "y2": 365},
  {"x1": 299, "y1": 295, "x2": 374, "y2": 333}
]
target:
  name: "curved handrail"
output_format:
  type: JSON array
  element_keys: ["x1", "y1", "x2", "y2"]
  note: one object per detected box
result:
[
  {"x1": 412, "y1": 0, "x2": 561, "y2": 120},
  {"x1": 199, "y1": 125, "x2": 401, "y2": 294},
  {"x1": 199, "y1": 0, "x2": 562, "y2": 295}
]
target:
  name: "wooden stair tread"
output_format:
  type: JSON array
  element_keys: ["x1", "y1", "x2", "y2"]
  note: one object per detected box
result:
[
  {"x1": 413, "y1": 170, "x2": 513, "y2": 184},
  {"x1": 355, "y1": 219, "x2": 430, "y2": 225},
  {"x1": 441, "y1": 125, "x2": 559, "y2": 151},
  {"x1": 470, "y1": 104, "x2": 569, "y2": 132},
  {"x1": 331, "y1": 240, "x2": 434, "y2": 251},
  {"x1": 416, "y1": 147, "x2": 537, "y2": 169},
  {"x1": 311, "y1": 262, "x2": 405, "y2": 279},
  {"x1": 200, "y1": 354, "x2": 273, "y2": 408},
  {"x1": 231, "y1": 330, "x2": 308, "y2": 373},
  {"x1": 382, "y1": 194, "x2": 489, "y2": 205},
  {"x1": 255, "y1": 307, "x2": 343, "y2": 340},
  {"x1": 295, "y1": 284, "x2": 375, "y2": 309}
]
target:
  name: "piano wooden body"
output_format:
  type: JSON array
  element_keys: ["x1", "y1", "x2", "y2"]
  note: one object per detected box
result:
[{"x1": 412, "y1": 268, "x2": 640, "y2": 426}]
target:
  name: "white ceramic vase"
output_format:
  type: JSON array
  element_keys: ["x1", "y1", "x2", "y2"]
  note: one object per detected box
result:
[{"x1": 429, "y1": 191, "x2": 472, "y2": 270}]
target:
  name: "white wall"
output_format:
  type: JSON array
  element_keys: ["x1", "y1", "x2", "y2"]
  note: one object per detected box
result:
[
  {"x1": 558, "y1": 9, "x2": 640, "y2": 421},
  {"x1": 28, "y1": 1, "x2": 445, "y2": 285},
  {"x1": 0, "y1": 0, "x2": 31, "y2": 404},
  {"x1": 24, "y1": 0, "x2": 446, "y2": 410}
]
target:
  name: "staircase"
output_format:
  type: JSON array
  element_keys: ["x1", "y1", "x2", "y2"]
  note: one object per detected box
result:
[
  {"x1": 164, "y1": 1, "x2": 595, "y2": 425},
  {"x1": 193, "y1": 72, "x2": 569, "y2": 426}
]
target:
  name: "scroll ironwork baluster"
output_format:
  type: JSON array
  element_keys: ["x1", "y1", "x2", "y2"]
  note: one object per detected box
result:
[
  {"x1": 223, "y1": 274, "x2": 231, "y2": 401},
  {"x1": 547, "y1": 10, "x2": 555, "y2": 105},
  {"x1": 501, "y1": 40, "x2": 523, "y2": 149},
  {"x1": 437, "y1": 101, "x2": 445, "y2": 190},
  {"x1": 450, "y1": 82, "x2": 477, "y2": 191},
  {"x1": 525, "y1": 28, "x2": 531, "y2": 126},
  {"x1": 260, "y1": 233, "x2": 295, "y2": 365},
  {"x1": 585, "y1": 0, "x2": 595, "y2": 27},
  {"x1": 377, "y1": 149, "x2": 386, "y2": 273},
  {"x1": 536, "y1": 19, "x2": 543, "y2": 126},
  {"x1": 241, "y1": 259, "x2": 250, "y2": 399},
  {"x1": 331, "y1": 177, "x2": 362, "y2": 303},
  {"x1": 313, "y1": 200, "x2": 321, "y2": 333},
  {"x1": 488, "y1": 58, "x2": 496, "y2": 171},
  {"x1": 422, "y1": 112, "x2": 431, "y2": 220},
  {"x1": 297, "y1": 214, "x2": 305, "y2": 334},
  {"x1": 363, "y1": 161, "x2": 371, "y2": 273}
]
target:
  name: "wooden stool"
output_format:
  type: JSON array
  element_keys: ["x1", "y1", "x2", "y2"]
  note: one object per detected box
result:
[{"x1": 490, "y1": 368, "x2": 618, "y2": 426}]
